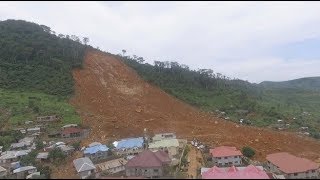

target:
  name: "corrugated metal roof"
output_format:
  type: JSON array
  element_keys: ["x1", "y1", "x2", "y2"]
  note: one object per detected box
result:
[
  {"x1": 84, "y1": 144, "x2": 109, "y2": 154},
  {"x1": 88, "y1": 142, "x2": 102, "y2": 147},
  {"x1": 0, "y1": 150, "x2": 31, "y2": 160},
  {"x1": 0, "y1": 166, "x2": 6, "y2": 172},
  {"x1": 148, "y1": 139, "x2": 179, "y2": 149},
  {"x1": 73, "y1": 157, "x2": 96, "y2": 172},
  {"x1": 36, "y1": 152, "x2": 48, "y2": 159},
  {"x1": 114, "y1": 137, "x2": 144, "y2": 149},
  {"x1": 152, "y1": 133, "x2": 176, "y2": 142},
  {"x1": 61, "y1": 127, "x2": 82, "y2": 135},
  {"x1": 202, "y1": 165, "x2": 269, "y2": 179},
  {"x1": 13, "y1": 166, "x2": 36, "y2": 173},
  {"x1": 96, "y1": 158, "x2": 127, "y2": 171}
]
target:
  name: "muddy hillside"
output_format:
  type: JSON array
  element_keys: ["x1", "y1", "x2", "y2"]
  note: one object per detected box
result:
[{"x1": 70, "y1": 49, "x2": 320, "y2": 161}]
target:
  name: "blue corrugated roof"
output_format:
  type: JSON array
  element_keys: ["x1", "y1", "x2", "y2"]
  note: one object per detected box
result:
[
  {"x1": 84, "y1": 144, "x2": 109, "y2": 154},
  {"x1": 115, "y1": 137, "x2": 144, "y2": 149}
]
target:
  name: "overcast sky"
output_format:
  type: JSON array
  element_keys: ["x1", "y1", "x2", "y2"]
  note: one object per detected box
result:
[{"x1": 1, "y1": 1, "x2": 320, "y2": 83}]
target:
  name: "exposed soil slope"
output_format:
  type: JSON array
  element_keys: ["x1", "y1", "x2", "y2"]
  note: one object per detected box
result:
[{"x1": 70, "y1": 49, "x2": 320, "y2": 162}]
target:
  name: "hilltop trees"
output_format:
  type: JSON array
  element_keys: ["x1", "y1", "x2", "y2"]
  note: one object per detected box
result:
[
  {"x1": 0, "y1": 19, "x2": 87, "y2": 96},
  {"x1": 83, "y1": 37, "x2": 89, "y2": 45},
  {"x1": 117, "y1": 53, "x2": 261, "y2": 114}
]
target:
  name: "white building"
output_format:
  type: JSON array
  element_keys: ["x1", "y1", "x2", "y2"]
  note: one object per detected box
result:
[{"x1": 210, "y1": 146, "x2": 243, "y2": 167}]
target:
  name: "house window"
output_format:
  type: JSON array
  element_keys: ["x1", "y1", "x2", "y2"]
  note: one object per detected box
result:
[
  {"x1": 294, "y1": 173, "x2": 298, "y2": 176},
  {"x1": 312, "y1": 170, "x2": 315, "y2": 173},
  {"x1": 234, "y1": 156, "x2": 238, "y2": 158},
  {"x1": 145, "y1": 169, "x2": 148, "y2": 172},
  {"x1": 217, "y1": 157, "x2": 221, "y2": 160},
  {"x1": 224, "y1": 157, "x2": 228, "y2": 159},
  {"x1": 218, "y1": 163, "x2": 222, "y2": 166},
  {"x1": 154, "y1": 169, "x2": 159, "y2": 173},
  {"x1": 235, "y1": 161, "x2": 238, "y2": 164}
]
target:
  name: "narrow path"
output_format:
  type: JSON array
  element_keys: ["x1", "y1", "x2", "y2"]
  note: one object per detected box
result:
[{"x1": 187, "y1": 145, "x2": 203, "y2": 179}]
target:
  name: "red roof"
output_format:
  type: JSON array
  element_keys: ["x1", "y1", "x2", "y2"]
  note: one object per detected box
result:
[
  {"x1": 125, "y1": 150, "x2": 171, "y2": 168},
  {"x1": 210, "y1": 146, "x2": 243, "y2": 157},
  {"x1": 266, "y1": 152, "x2": 319, "y2": 174},
  {"x1": 61, "y1": 127, "x2": 82, "y2": 135},
  {"x1": 202, "y1": 165, "x2": 270, "y2": 179}
]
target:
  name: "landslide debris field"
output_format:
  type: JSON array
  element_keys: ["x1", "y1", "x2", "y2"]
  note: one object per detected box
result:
[{"x1": 70, "y1": 49, "x2": 320, "y2": 162}]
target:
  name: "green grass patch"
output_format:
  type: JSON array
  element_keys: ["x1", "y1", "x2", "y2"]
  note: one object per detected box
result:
[{"x1": 0, "y1": 89, "x2": 80, "y2": 128}]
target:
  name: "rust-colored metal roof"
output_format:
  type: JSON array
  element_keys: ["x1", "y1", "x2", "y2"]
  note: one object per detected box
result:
[
  {"x1": 61, "y1": 127, "x2": 82, "y2": 135},
  {"x1": 266, "y1": 152, "x2": 319, "y2": 174}
]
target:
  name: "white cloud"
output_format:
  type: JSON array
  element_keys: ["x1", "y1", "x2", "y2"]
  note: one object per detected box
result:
[{"x1": 1, "y1": 1, "x2": 320, "y2": 83}]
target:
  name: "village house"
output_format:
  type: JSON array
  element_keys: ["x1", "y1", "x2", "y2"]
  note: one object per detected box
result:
[
  {"x1": 61, "y1": 127, "x2": 83, "y2": 138},
  {"x1": 73, "y1": 157, "x2": 96, "y2": 179},
  {"x1": 26, "y1": 172, "x2": 41, "y2": 179},
  {"x1": 48, "y1": 130, "x2": 61, "y2": 138},
  {"x1": 152, "y1": 133, "x2": 176, "y2": 142},
  {"x1": 0, "y1": 150, "x2": 31, "y2": 165},
  {"x1": 36, "y1": 115, "x2": 58, "y2": 122},
  {"x1": 201, "y1": 165, "x2": 270, "y2": 179},
  {"x1": 96, "y1": 158, "x2": 127, "y2": 175},
  {"x1": 13, "y1": 166, "x2": 37, "y2": 179},
  {"x1": 10, "y1": 137, "x2": 35, "y2": 151},
  {"x1": 125, "y1": 150, "x2": 171, "y2": 178},
  {"x1": 148, "y1": 139, "x2": 179, "y2": 159},
  {"x1": 113, "y1": 137, "x2": 144, "y2": 156},
  {"x1": 26, "y1": 127, "x2": 41, "y2": 135},
  {"x1": 84, "y1": 143, "x2": 109, "y2": 162},
  {"x1": 266, "y1": 152, "x2": 319, "y2": 179},
  {"x1": 62, "y1": 124, "x2": 78, "y2": 129},
  {"x1": 57, "y1": 145, "x2": 75, "y2": 155},
  {"x1": 10, "y1": 142, "x2": 30, "y2": 151},
  {"x1": 36, "y1": 152, "x2": 49, "y2": 162},
  {"x1": 0, "y1": 166, "x2": 7, "y2": 178},
  {"x1": 88, "y1": 142, "x2": 101, "y2": 147},
  {"x1": 210, "y1": 146, "x2": 243, "y2": 167}
]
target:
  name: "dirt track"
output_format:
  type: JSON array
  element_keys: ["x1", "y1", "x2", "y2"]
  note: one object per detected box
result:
[{"x1": 50, "y1": 49, "x2": 320, "y2": 178}]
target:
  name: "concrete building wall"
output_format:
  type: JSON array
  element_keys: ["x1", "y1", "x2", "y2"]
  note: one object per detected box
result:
[
  {"x1": 108, "y1": 165, "x2": 125, "y2": 174},
  {"x1": 126, "y1": 167, "x2": 163, "y2": 178},
  {"x1": 212, "y1": 156, "x2": 242, "y2": 166},
  {"x1": 78, "y1": 169, "x2": 94, "y2": 179},
  {"x1": 149, "y1": 146, "x2": 177, "y2": 159},
  {"x1": 116, "y1": 148, "x2": 143, "y2": 156}
]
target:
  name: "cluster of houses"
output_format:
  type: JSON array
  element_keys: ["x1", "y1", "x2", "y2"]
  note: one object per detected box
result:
[
  {"x1": 72, "y1": 131, "x2": 186, "y2": 179},
  {"x1": 0, "y1": 135, "x2": 39, "y2": 179},
  {"x1": 0, "y1": 117, "x2": 89, "y2": 179},
  {"x1": 200, "y1": 146, "x2": 319, "y2": 179},
  {"x1": 1, "y1": 113, "x2": 319, "y2": 179}
]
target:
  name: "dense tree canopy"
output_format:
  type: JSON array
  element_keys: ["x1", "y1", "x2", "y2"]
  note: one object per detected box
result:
[{"x1": 0, "y1": 19, "x2": 88, "y2": 96}]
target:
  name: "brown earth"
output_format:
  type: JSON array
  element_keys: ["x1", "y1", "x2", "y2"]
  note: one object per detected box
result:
[{"x1": 53, "y1": 49, "x2": 320, "y2": 178}]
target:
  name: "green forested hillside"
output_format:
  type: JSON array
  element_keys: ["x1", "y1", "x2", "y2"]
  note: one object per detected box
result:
[
  {"x1": 0, "y1": 19, "x2": 87, "y2": 96},
  {"x1": 118, "y1": 54, "x2": 320, "y2": 139},
  {"x1": 0, "y1": 19, "x2": 87, "y2": 130},
  {"x1": 260, "y1": 77, "x2": 320, "y2": 91}
]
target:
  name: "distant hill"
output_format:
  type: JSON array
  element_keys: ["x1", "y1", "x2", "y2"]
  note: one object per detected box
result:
[{"x1": 260, "y1": 77, "x2": 320, "y2": 91}]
